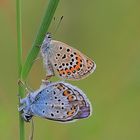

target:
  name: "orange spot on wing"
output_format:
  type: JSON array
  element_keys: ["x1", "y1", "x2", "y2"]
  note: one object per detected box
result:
[
  {"x1": 75, "y1": 65, "x2": 80, "y2": 70},
  {"x1": 56, "y1": 84, "x2": 65, "y2": 90},
  {"x1": 87, "y1": 59, "x2": 93, "y2": 66},
  {"x1": 67, "y1": 106, "x2": 77, "y2": 117},
  {"x1": 77, "y1": 58, "x2": 81, "y2": 64},
  {"x1": 63, "y1": 90, "x2": 71, "y2": 96},
  {"x1": 59, "y1": 70, "x2": 65, "y2": 75},
  {"x1": 67, "y1": 110, "x2": 75, "y2": 116},
  {"x1": 70, "y1": 67, "x2": 75, "y2": 72},
  {"x1": 67, "y1": 95, "x2": 74, "y2": 101},
  {"x1": 65, "y1": 69, "x2": 70, "y2": 74}
]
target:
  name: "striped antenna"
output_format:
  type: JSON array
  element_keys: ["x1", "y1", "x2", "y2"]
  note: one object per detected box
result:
[{"x1": 53, "y1": 16, "x2": 64, "y2": 35}]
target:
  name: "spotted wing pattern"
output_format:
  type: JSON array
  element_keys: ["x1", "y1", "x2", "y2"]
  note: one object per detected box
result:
[
  {"x1": 47, "y1": 40, "x2": 96, "y2": 80},
  {"x1": 30, "y1": 82, "x2": 91, "y2": 122}
]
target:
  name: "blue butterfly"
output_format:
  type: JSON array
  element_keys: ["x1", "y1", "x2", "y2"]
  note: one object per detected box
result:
[{"x1": 19, "y1": 80, "x2": 92, "y2": 122}]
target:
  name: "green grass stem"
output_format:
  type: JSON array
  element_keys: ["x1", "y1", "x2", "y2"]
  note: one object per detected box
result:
[
  {"x1": 16, "y1": 0, "x2": 60, "y2": 140},
  {"x1": 21, "y1": 0, "x2": 60, "y2": 80},
  {"x1": 16, "y1": 0, "x2": 25, "y2": 140}
]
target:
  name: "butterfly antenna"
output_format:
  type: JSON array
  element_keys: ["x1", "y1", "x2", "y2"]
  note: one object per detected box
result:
[
  {"x1": 48, "y1": 16, "x2": 56, "y2": 34},
  {"x1": 53, "y1": 16, "x2": 64, "y2": 35},
  {"x1": 29, "y1": 119, "x2": 34, "y2": 140}
]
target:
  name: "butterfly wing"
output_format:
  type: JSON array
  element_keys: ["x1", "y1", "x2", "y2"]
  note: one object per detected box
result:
[
  {"x1": 47, "y1": 40, "x2": 96, "y2": 80},
  {"x1": 30, "y1": 82, "x2": 92, "y2": 122}
]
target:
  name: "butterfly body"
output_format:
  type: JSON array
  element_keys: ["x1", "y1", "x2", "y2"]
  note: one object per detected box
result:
[
  {"x1": 19, "y1": 81, "x2": 92, "y2": 122},
  {"x1": 41, "y1": 33, "x2": 96, "y2": 80}
]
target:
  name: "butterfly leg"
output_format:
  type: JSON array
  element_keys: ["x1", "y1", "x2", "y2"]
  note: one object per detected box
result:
[
  {"x1": 17, "y1": 92, "x2": 25, "y2": 112},
  {"x1": 45, "y1": 74, "x2": 54, "y2": 80},
  {"x1": 18, "y1": 104, "x2": 25, "y2": 112},
  {"x1": 41, "y1": 79, "x2": 51, "y2": 86},
  {"x1": 18, "y1": 79, "x2": 33, "y2": 92},
  {"x1": 34, "y1": 80, "x2": 51, "y2": 94},
  {"x1": 18, "y1": 96, "x2": 30, "y2": 112},
  {"x1": 44, "y1": 59, "x2": 55, "y2": 80},
  {"x1": 33, "y1": 56, "x2": 41, "y2": 62},
  {"x1": 19, "y1": 97, "x2": 27, "y2": 104},
  {"x1": 45, "y1": 63, "x2": 55, "y2": 80},
  {"x1": 18, "y1": 98, "x2": 26, "y2": 112}
]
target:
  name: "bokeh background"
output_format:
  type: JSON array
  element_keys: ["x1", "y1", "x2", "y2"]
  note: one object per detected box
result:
[{"x1": 0, "y1": 0, "x2": 140, "y2": 139}]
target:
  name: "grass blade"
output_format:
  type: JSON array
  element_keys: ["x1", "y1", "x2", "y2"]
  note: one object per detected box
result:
[
  {"x1": 21, "y1": 0, "x2": 60, "y2": 80},
  {"x1": 16, "y1": 0, "x2": 25, "y2": 140}
]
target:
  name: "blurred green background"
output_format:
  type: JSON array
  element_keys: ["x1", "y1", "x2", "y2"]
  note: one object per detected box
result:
[{"x1": 0, "y1": 0, "x2": 140, "y2": 139}]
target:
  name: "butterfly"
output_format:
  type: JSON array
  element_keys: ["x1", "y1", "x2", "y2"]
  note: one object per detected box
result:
[
  {"x1": 40, "y1": 33, "x2": 96, "y2": 80},
  {"x1": 19, "y1": 80, "x2": 92, "y2": 122}
]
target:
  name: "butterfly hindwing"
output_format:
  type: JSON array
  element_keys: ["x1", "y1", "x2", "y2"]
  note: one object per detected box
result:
[{"x1": 30, "y1": 82, "x2": 91, "y2": 122}]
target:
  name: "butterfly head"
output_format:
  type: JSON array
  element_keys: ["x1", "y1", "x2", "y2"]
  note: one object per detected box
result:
[
  {"x1": 22, "y1": 113, "x2": 33, "y2": 122},
  {"x1": 41, "y1": 32, "x2": 52, "y2": 54},
  {"x1": 46, "y1": 32, "x2": 52, "y2": 40}
]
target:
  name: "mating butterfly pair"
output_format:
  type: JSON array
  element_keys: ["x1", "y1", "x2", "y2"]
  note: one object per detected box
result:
[{"x1": 19, "y1": 33, "x2": 96, "y2": 122}]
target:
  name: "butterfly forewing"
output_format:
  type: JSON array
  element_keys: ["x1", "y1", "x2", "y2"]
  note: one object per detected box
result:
[{"x1": 47, "y1": 40, "x2": 96, "y2": 80}]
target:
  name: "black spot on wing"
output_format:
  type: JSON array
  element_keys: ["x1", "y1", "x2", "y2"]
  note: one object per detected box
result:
[{"x1": 62, "y1": 54, "x2": 66, "y2": 59}]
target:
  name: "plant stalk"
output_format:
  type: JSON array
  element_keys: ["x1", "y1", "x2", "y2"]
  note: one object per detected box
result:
[
  {"x1": 16, "y1": 0, "x2": 60, "y2": 140},
  {"x1": 16, "y1": 0, "x2": 25, "y2": 140},
  {"x1": 21, "y1": 0, "x2": 60, "y2": 80}
]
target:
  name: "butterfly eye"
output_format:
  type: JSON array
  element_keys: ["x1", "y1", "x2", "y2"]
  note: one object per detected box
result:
[
  {"x1": 24, "y1": 115, "x2": 33, "y2": 122},
  {"x1": 46, "y1": 33, "x2": 51, "y2": 38}
]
